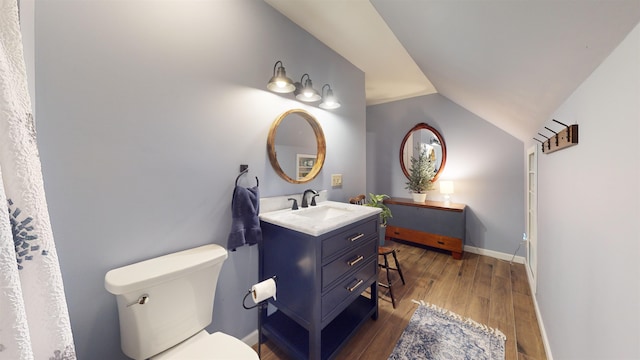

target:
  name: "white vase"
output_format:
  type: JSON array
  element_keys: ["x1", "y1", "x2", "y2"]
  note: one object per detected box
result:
[{"x1": 412, "y1": 192, "x2": 427, "y2": 202}]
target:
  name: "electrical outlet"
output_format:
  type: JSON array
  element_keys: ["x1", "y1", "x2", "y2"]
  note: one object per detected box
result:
[{"x1": 331, "y1": 174, "x2": 343, "y2": 187}]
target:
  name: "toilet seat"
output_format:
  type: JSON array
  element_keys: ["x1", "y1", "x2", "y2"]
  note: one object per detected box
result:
[{"x1": 150, "y1": 331, "x2": 259, "y2": 360}]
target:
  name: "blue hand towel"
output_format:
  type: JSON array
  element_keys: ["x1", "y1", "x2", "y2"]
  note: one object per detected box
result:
[{"x1": 227, "y1": 185, "x2": 262, "y2": 251}]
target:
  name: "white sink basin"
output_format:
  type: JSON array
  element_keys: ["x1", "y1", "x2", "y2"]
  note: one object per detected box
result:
[
  {"x1": 259, "y1": 201, "x2": 381, "y2": 236},
  {"x1": 293, "y1": 205, "x2": 351, "y2": 221}
]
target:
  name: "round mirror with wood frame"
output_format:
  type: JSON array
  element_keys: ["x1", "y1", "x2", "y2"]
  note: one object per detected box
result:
[
  {"x1": 267, "y1": 109, "x2": 326, "y2": 184},
  {"x1": 400, "y1": 123, "x2": 447, "y2": 182}
]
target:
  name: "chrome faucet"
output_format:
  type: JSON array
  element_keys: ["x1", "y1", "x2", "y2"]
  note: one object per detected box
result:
[{"x1": 301, "y1": 189, "x2": 318, "y2": 208}]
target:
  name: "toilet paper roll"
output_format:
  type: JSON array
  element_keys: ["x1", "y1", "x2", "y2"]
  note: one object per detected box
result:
[{"x1": 251, "y1": 278, "x2": 277, "y2": 304}]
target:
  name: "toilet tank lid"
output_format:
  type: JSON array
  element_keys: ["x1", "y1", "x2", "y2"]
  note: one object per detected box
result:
[{"x1": 105, "y1": 244, "x2": 228, "y2": 295}]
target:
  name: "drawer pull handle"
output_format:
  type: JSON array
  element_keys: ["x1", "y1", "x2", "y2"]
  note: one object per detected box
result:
[
  {"x1": 346, "y1": 279, "x2": 364, "y2": 292},
  {"x1": 394, "y1": 231, "x2": 400, "y2": 235},
  {"x1": 437, "y1": 241, "x2": 445, "y2": 245},
  {"x1": 348, "y1": 233, "x2": 365, "y2": 242},
  {"x1": 347, "y1": 255, "x2": 364, "y2": 267}
]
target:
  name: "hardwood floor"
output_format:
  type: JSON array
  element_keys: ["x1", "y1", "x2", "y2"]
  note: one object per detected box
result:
[{"x1": 255, "y1": 240, "x2": 547, "y2": 360}]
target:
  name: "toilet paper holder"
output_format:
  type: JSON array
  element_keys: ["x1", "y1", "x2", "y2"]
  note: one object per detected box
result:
[
  {"x1": 242, "y1": 276, "x2": 277, "y2": 310},
  {"x1": 242, "y1": 276, "x2": 276, "y2": 360}
]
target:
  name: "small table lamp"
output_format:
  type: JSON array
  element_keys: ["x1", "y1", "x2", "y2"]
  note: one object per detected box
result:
[{"x1": 440, "y1": 181, "x2": 454, "y2": 203}]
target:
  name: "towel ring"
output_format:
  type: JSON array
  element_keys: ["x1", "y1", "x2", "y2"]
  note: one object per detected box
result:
[{"x1": 235, "y1": 169, "x2": 259, "y2": 187}]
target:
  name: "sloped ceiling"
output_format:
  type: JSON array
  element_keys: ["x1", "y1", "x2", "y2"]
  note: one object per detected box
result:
[{"x1": 265, "y1": 0, "x2": 640, "y2": 141}]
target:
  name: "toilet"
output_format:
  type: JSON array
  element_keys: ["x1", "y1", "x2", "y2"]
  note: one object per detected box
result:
[{"x1": 105, "y1": 244, "x2": 259, "y2": 360}]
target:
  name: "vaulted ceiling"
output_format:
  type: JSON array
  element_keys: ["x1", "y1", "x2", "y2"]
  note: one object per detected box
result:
[{"x1": 265, "y1": 0, "x2": 640, "y2": 141}]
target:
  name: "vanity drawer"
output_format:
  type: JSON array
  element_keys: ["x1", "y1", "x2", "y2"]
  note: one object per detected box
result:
[
  {"x1": 322, "y1": 218, "x2": 378, "y2": 260},
  {"x1": 321, "y1": 258, "x2": 376, "y2": 320},
  {"x1": 322, "y1": 239, "x2": 376, "y2": 289}
]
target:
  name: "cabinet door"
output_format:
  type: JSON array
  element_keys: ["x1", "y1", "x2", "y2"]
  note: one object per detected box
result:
[{"x1": 260, "y1": 222, "x2": 316, "y2": 322}]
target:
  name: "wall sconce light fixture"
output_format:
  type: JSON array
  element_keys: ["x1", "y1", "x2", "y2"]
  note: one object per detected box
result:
[
  {"x1": 267, "y1": 61, "x2": 295, "y2": 94},
  {"x1": 440, "y1": 180, "x2": 454, "y2": 203},
  {"x1": 319, "y1": 84, "x2": 341, "y2": 109},
  {"x1": 294, "y1": 74, "x2": 321, "y2": 102},
  {"x1": 267, "y1": 62, "x2": 340, "y2": 109}
]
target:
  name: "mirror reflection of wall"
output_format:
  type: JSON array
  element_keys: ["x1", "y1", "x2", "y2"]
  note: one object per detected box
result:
[
  {"x1": 274, "y1": 115, "x2": 316, "y2": 177},
  {"x1": 274, "y1": 112, "x2": 317, "y2": 179},
  {"x1": 400, "y1": 123, "x2": 447, "y2": 182},
  {"x1": 267, "y1": 109, "x2": 326, "y2": 184},
  {"x1": 419, "y1": 130, "x2": 442, "y2": 173},
  {"x1": 273, "y1": 145, "x2": 299, "y2": 177},
  {"x1": 404, "y1": 129, "x2": 442, "y2": 172}
]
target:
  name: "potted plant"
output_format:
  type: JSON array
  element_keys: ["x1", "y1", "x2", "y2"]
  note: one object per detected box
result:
[
  {"x1": 365, "y1": 193, "x2": 392, "y2": 245},
  {"x1": 405, "y1": 147, "x2": 436, "y2": 202}
]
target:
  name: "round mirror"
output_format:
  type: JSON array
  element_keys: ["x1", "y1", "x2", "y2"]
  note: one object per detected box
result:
[
  {"x1": 267, "y1": 109, "x2": 326, "y2": 184},
  {"x1": 400, "y1": 123, "x2": 447, "y2": 182}
]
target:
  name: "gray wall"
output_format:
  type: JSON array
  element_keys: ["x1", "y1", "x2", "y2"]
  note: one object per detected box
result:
[
  {"x1": 366, "y1": 94, "x2": 525, "y2": 256},
  {"x1": 35, "y1": 1, "x2": 365, "y2": 359},
  {"x1": 32, "y1": 1, "x2": 640, "y2": 359},
  {"x1": 532, "y1": 22, "x2": 640, "y2": 359}
]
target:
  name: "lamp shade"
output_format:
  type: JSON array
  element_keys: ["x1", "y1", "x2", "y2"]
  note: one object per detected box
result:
[
  {"x1": 267, "y1": 61, "x2": 295, "y2": 93},
  {"x1": 294, "y1": 74, "x2": 321, "y2": 102},
  {"x1": 319, "y1": 84, "x2": 340, "y2": 109},
  {"x1": 440, "y1": 181, "x2": 454, "y2": 194}
]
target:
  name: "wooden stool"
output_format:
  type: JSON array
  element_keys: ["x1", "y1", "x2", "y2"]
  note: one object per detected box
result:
[{"x1": 378, "y1": 246, "x2": 405, "y2": 308}]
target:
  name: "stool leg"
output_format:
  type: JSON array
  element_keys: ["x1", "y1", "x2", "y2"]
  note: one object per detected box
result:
[
  {"x1": 392, "y1": 250, "x2": 405, "y2": 285},
  {"x1": 383, "y1": 254, "x2": 396, "y2": 308}
]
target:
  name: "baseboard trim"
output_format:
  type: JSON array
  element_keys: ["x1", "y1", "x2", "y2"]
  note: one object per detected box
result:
[
  {"x1": 465, "y1": 245, "x2": 552, "y2": 358},
  {"x1": 525, "y1": 265, "x2": 554, "y2": 360},
  {"x1": 242, "y1": 329, "x2": 259, "y2": 347},
  {"x1": 464, "y1": 245, "x2": 525, "y2": 264}
]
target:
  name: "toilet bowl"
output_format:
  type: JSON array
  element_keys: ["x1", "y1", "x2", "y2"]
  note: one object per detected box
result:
[
  {"x1": 150, "y1": 330, "x2": 257, "y2": 360},
  {"x1": 105, "y1": 244, "x2": 258, "y2": 360}
]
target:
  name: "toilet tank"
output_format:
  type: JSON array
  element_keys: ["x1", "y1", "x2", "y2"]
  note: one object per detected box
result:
[{"x1": 105, "y1": 244, "x2": 228, "y2": 360}]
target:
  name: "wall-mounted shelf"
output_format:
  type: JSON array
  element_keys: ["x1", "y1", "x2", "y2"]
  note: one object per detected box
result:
[{"x1": 296, "y1": 154, "x2": 316, "y2": 180}]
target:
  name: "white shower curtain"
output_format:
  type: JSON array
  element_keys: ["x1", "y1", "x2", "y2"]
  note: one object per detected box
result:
[{"x1": 0, "y1": 0, "x2": 76, "y2": 359}]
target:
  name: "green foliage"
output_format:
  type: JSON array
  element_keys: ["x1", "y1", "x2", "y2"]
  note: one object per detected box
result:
[
  {"x1": 364, "y1": 193, "x2": 392, "y2": 226},
  {"x1": 405, "y1": 147, "x2": 436, "y2": 193}
]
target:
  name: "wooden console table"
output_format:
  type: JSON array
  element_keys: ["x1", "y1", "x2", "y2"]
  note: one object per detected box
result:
[{"x1": 383, "y1": 198, "x2": 466, "y2": 259}]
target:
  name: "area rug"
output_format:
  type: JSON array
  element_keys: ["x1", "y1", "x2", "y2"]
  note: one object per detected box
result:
[{"x1": 388, "y1": 300, "x2": 506, "y2": 360}]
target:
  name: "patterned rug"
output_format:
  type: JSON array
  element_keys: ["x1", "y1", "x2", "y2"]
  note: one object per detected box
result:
[{"x1": 388, "y1": 300, "x2": 506, "y2": 360}]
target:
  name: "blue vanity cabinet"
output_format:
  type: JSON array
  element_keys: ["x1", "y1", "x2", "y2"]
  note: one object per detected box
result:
[
  {"x1": 259, "y1": 215, "x2": 379, "y2": 360},
  {"x1": 384, "y1": 198, "x2": 466, "y2": 259}
]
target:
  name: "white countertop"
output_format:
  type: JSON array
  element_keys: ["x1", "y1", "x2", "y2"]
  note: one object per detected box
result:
[{"x1": 259, "y1": 200, "x2": 381, "y2": 236}]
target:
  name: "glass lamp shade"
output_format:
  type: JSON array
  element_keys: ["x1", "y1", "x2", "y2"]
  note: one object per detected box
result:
[
  {"x1": 267, "y1": 64, "x2": 295, "y2": 93},
  {"x1": 295, "y1": 78, "x2": 321, "y2": 102},
  {"x1": 319, "y1": 88, "x2": 341, "y2": 109}
]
